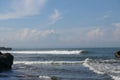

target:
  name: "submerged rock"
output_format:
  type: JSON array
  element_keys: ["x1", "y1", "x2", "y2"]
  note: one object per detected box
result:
[
  {"x1": 0, "y1": 52, "x2": 14, "y2": 72},
  {"x1": 115, "y1": 51, "x2": 120, "y2": 58}
]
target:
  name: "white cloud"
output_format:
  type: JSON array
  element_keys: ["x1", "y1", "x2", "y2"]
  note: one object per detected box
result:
[
  {"x1": 113, "y1": 23, "x2": 120, "y2": 40},
  {"x1": 48, "y1": 9, "x2": 62, "y2": 25},
  {"x1": 103, "y1": 11, "x2": 112, "y2": 19},
  {"x1": 1, "y1": 26, "x2": 120, "y2": 48},
  {"x1": 103, "y1": 14, "x2": 110, "y2": 19},
  {"x1": 0, "y1": 0, "x2": 47, "y2": 19},
  {"x1": 0, "y1": 27, "x2": 14, "y2": 31},
  {"x1": 15, "y1": 28, "x2": 56, "y2": 41},
  {"x1": 114, "y1": 23, "x2": 120, "y2": 28},
  {"x1": 0, "y1": 27, "x2": 58, "y2": 48},
  {"x1": 0, "y1": 28, "x2": 56, "y2": 43},
  {"x1": 87, "y1": 28, "x2": 104, "y2": 40}
]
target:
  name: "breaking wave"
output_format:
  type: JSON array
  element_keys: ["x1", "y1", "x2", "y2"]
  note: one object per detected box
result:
[
  {"x1": 14, "y1": 61, "x2": 83, "y2": 65},
  {"x1": 2, "y1": 50, "x2": 84, "y2": 54},
  {"x1": 83, "y1": 58, "x2": 120, "y2": 80}
]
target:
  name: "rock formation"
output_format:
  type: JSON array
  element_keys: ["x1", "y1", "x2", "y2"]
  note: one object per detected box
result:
[{"x1": 0, "y1": 52, "x2": 14, "y2": 72}]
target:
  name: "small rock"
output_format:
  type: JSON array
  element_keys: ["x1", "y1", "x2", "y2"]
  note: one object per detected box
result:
[
  {"x1": 115, "y1": 51, "x2": 120, "y2": 58},
  {"x1": 51, "y1": 76, "x2": 57, "y2": 80}
]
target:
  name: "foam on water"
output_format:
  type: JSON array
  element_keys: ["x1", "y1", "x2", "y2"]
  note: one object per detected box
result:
[
  {"x1": 39, "y1": 76, "x2": 52, "y2": 80},
  {"x1": 83, "y1": 58, "x2": 105, "y2": 74},
  {"x1": 83, "y1": 58, "x2": 120, "y2": 80},
  {"x1": 14, "y1": 61, "x2": 83, "y2": 65},
  {"x1": 0, "y1": 71, "x2": 53, "y2": 80},
  {"x1": 2, "y1": 50, "x2": 84, "y2": 54},
  {"x1": 0, "y1": 74, "x2": 52, "y2": 80}
]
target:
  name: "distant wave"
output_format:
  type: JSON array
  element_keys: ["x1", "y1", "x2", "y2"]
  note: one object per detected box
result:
[
  {"x1": 2, "y1": 50, "x2": 84, "y2": 54},
  {"x1": 14, "y1": 61, "x2": 83, "y2": 65},
  {"x1": 83, "y1": 58, "x2": 120, "y2": 80}
]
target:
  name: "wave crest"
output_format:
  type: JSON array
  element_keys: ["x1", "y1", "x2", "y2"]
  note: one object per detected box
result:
[
  {"x1": 2, "y1": 50, "x2": 84, "y2": 54},
  {"x1": 14, "y1": 61, "x2": 83, "y2": 65}
]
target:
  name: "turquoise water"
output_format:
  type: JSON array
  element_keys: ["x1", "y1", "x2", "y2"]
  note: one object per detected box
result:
[{"x1": 0, "y1": 48, "x2": 120, "y2": 80}]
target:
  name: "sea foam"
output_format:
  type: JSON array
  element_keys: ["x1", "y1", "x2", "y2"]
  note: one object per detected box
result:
[
  {"x1": 39, "y1": 76, "x2": 51, "y2": 80},
  {"x1": 83, "y1": 58, "x2": 120, "y2": 80},
  {"x1": 83, "y1": 58, "x2": 105, "y2": 74},
  {"x1": 2, "y1": 50, "x2": 84, "y2": 54},
  {"x1": 14, "y1": 61, "x2": 83, "y2": 65}
]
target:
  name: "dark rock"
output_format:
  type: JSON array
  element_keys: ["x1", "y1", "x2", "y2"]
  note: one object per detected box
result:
[
  {"x1": 115, "y1": 51, "x2": 120, "y2": 58},
  {"x1": 51, "y1": 76, "x2": 58, "y2": 80},
  {"x1": 0, "y1": 52, "x2": 3, "y2": 55},
  {"x1": 0, "y1": 52, "x2": 14, "y2": 72}
]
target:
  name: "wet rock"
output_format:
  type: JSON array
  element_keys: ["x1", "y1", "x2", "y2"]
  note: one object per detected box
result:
[
  {"x1": 0, "y1": 52, "x2": 14, "y2": 72},
  {"x1": 115, "y1": 51, "x2": 120, "y2": 58}
]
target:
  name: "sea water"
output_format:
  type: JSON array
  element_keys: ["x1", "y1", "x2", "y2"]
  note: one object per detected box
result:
[{"x1": 0, "y1": 48, "x2": 120, "y2": 80}]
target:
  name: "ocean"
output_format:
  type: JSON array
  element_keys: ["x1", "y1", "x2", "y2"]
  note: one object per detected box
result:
[{"x1": 0, "y1": 48, "x2": 120, "y2": 80}]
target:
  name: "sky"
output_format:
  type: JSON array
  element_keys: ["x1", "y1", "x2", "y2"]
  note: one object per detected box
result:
[{"x1": 0, "y1": 0, "x2": 120, "y2": 48}]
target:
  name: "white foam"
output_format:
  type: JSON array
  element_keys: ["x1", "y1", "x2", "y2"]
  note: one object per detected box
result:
[
  {"x1": 0, "y1": 72, "x2": 52, "y2": 80},
  {"x1": 83, "y1": 58, "x2": 105, "y2": 74},
  {"x1": 39, "y1": 76, "x2": 51, "y2": 80},
  {"x1": 83, "y1": 58, "x2": 120, "y2": 80},
  {"x1": 110, "y1": 75, "x2": 120, "y2": 80},
  {"x1": 14, "y1": 61, "x2": 83, "y2": 65},
  {"x1": 2, "y1": 50, "x2": 83, "y2": 54}
]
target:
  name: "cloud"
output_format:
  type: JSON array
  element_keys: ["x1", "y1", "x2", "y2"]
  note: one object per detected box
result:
[
  {"x1": 47, "y1": 9, "x2": 62, "y2": 25},
  {"x1": 0, "y1": 0, "x2": 47, "y2": 20},
  {"x1": 113, "y1": 23, "x2": 120, "y2": 40},
  {"x1": 16, "y1": 28, "x2": 56, "y2": 41},
  {"x1": 0, "y1": 28, "x2": 56, "y2": 44},
  {"x1": 114, "y1": 23, "x2": 120, "y2": 27},
  {"x1": 103, "y1": 11, "x2": 112, "y2": 19},
  {"x1": 87, "y1": 28, "x2": 104, "y2": 40},
  {"x1": 1, "y1": 26, "x2": 120, "y2": 48},
  {"x1": 103, "y1": 14, "x2": 110, "y2": 19}
]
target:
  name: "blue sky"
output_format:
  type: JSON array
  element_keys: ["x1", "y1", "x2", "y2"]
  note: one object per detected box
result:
[{"x1": 0, "y1": 0, "x2": 120, "y2": 48}]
